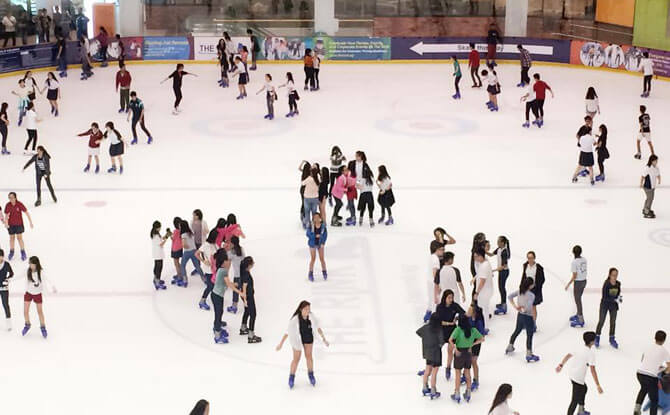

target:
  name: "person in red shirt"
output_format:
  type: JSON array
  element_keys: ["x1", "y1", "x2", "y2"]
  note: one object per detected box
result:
[
  {"x1": 531, "y1": 73, "x2": 554, "y2": 127},
  {"x1": 115, "y1": 64, "x2": 132, "y2": 114},
  {"x1": 76, "y1": 122, "x2": 103, "y2": 173},
  {"x1": 468, "y1": 43, "x2": 482, "y2": 88},
  {"x1": 3, "y1": 192, "x2": 33, "y2": 261}
]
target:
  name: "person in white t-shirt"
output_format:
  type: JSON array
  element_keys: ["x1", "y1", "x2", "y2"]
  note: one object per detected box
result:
[
  {"x1": 572, "y1": 126, "x2": 596, "y2": 186},
  {"x1": 255, "y1": 73, "x2": 276, "y2": 120},
  {"x1": 556, "y1": 331, "x2": 604, "y2": 415},
  {"x1": 635, "y1": 330, "x2": 670, "y2": 415},
  {"x1": 488, "y1": 383, "x2": 519, "y2": 415},
  {"x1": 565, "y1": 245, "x2": 588, "y2": 327},
  {"x1": 639, "y1": 51, "x2": 654, "y2": 98},
  {"x1": 473, "y1": 248, "x2": 493, "y2": 331},
  {"x1": 22, "y1": 101, "x2": 38, "y2": 155},
  {"x1": 22, "y1": 256, "x2": 57, "y2": 339},
  {"x1": 425, "y1": 240, "x2": 445, "y2": 322},
  {"x1": 435, "y1": 251, "x2": 466, "y2": 306},
  {"x1": 150, "y1": 220, "x2": 169, "y2": 290},
  {"x1": 641, "y1": 155, "x2": 661, "y2": 219},
  {"x1": 520, "y1": 78, "x2": 537, "y2": 128}
]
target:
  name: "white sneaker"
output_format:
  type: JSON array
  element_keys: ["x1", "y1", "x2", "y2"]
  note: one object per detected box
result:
[{"x1": 6, "y1": 318, "x2": 11, "y2": 331}]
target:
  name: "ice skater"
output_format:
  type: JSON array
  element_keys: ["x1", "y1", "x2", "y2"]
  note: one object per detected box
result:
[
  {"x1": 451, "y1": 55, "x2": 462, "y2": 99},
  {"x1": 318, "y1": 166, "x2": 329, "y2": 219},
  {"x1": 76, "y1": 122, "x2": 103, "y2": 173},
  {"x1": 312, "y1": 50, "x2": 321, "y2": 90},
  {"x1": 161, "y1": 63, "x2": 197, "y2": 115},
  {"x1": 255, "y1": 74, "x2": 277, "y2": 120},
  {"x1": 150, "y1": 221, "x2": 169, "y2": 290},
  {"x1": 79, "y1": 37, "x2": 93, "y2": 80},
  {"x1": 191, "y1": 209, "x2": 209, "y2": 251},
  {"x1": 436, "y1": 251, "x2": 466, "y2": 306},
  {"x1": 594, "y1": 267, "x2": 621, "y2": 348},
  {"x1": 127, "y1": 92, "x2": 153, "y2": 144},
  {"x1": 39, "y1": 72, "x2": 60, "y2": 117},
  {"x1": 556, "y1": 331, "x2": 604, "y2": 415},
  {"x1": 639, "y1": 51, "x2": 654, "y2": 98},
  {"x1": 21, "y1": 256, "x2": 56, "y2": 338},
  {"x1": 211, "y1": 248, "x2": 243, "y2": 343},
  {"x1": 230, "y1": 56, "x2": 248, "y2": 100},
  {"x1": 416, "y1": 314, "x2": 445, "y2": 400},
  {"x1": 488, "y1": 384, "x2": 519, "y2": 415},
  {"x1": 276, "y1": 301, "x2": 330, "y2": 388},
  {"x1": 566, "y1": 245, "x2": 588, "y2": 328},
  {"x1": 449, "y1": 314, "x2": 484, "y2": 404},
  {"x1": 330, "y1": 165, "x2": 353, "y2": 227},
  {"x1": 11, "y1": 79, "x2": 30, "y2": 127},
  {"x1": 473, "y1": 247, "x2": 494, "y2": 331},
  {"x1": 585, "y1": 87, "x2": 599, "y2": 120},
  {"x1": 115, "y1": 64, "x2": 132, "y2": 113},
  {"x1": 55, "y1": 32, "x2": 67, "y2": 77},
  {"x1": 356, "y1": 163, "x2": 375, "y2": 227},
  {"x1": 634, "y1": 105, "x2": 653, "y2": 160},
  {"x1": 301, "y1": 164, "x2": 320, "y2": 229},
  {"x1": 467, "y1": 302, "x2": 485, "y2": 390},
  {"x1": 3, "y1": 192, "x2": 33, "y2": 261},
  {"x1": 520, "y1": 79, "x2": 538, "y2": 128},
  {"x1": 22, "y1": 102, "x2": 38, "y2": 155},
  {"x1": 328, "y1": 146, "x2": 346, "y2": 204},
  {"x1": 427, "y1": 241, "x2": 445, "y2": 322},
  {"x1": 1, "y1": 102, "x2": 9, "y2": 155},
  {"x1": 486, "y1": 22, "x2": 501, "y2": 67},
  {"x1": 216, "y1": 39, "x2": 229, "y2": 87},
  {"x1": 103, "y1": 121, "x2": 126, "y2": 174},
  {"x1": 277, "y1": 72, "x2": 299, "y2": 117},
  {"x1": 517, "y1": 44, "x2": 532, "y2": 87},
  {"x1": 505, "y1": 277, "x2": 540, "y2": 362},
  {"x1": 22, "y1": 146, "x2": 57, "y2": 207},
  {"x1": 481, "y1": 69, "x2": 500, "y2": 111},
  {"x1": 530, "y1": 73, "x2": 553, "y2": 127},
  {"x1": 170, "y1": 217, "x2": 184, "y2": 286},
  {"x1": 226, "y1": 236, "x2": 245, "y2": 314},
  {"x1": 23, "y1": 71, "x2": 39, "y2": 102},
  {"x1": 571, "y1": 126, "x2": 596, "y2": 186},
  {"x1": 195, "y1": 230, "x2": 218, "y2": 310},
  {"x1": 492, "y1": 236, "x2": 510, "y2": 315},
  {"x1": 434, "y1": 227, "x2": 456, "y2": 246},
  {"x1": 634, "y1": 330, "x2": 670, "y2": 415},
  {"x1": 430, "y1": 289, "x2": 465, "y2": 381},
  {"x1": 303, "y1": 48, "x2": 314, "y2": 91},
  {"x1": 594, "y1": 124, "x2": 609, "y2": 182},
  {"x1": 376, "y1": 165, "x2": 394, "y2": 225},
  {"x1": 306, "y1": 212, "x2": 327, "y2": 282},
  {"x1": 0, "y1": 249, "x2": 14, "y2": 331},
  {"x1": 521, "y1": 251, "x2": 544, "y2": 331},
  {"x1": 240, "y1": 256, "x2": 262, "y2": 343},
  {"x1": 179, "y1": 220, "x2": 204, "y2": 288},
  {"x1": 641, "y1": 155, "x2": 661, "y2": 219},
  {"x1": 468, "y1": 43, "x2": 482, "y2": 87}
]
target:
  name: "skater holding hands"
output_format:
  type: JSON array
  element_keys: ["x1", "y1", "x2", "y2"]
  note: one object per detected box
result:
[
  {"x1": 150, "y1": 221, "x2": 169, "y2": 290},
  {"x1": 77, "y1": 122, "x2": 103, "y2": 174},
  {"x1": 276, "y1": 300, "x2": 329, "y2": 388}
]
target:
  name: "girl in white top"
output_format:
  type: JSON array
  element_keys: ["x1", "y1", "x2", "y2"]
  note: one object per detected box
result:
[
  {"x1": 572, "y1": 126, "x2": 596, "y2": 185},
  {"x1": 223, "y1": 32, "x2": 236, "y2": 65},
  {"x1": 641, "y1": 154, "x2": 661, "y2": 218},
  {"x1": 39, "y1": 72, "x2": 61, "y2": 117},
  {"x1": 474, "y1": 248, "x2": 494, "y2": 330},
  {"x1": 196, "y1": 230, "x2": 219, "y2": 310},
  {"x1": 312, "y1": 50, "x2": 321, "y2": 90},
  {"x1": 150, "y1": 221, "x2": 169, "y2": 290},
  {"x1": 226, "y1": 236, "x2": 245, "y2": 313},
  {"x1": 376, "y1": 165, "x2": 394, "y2": 225},
  {"x1": 256, "y1": 73, "x2": 276, "y2": 120},
  {"x1": 276, "y1": 301, "x2": 329, "y2": 389},
  {"x1": 488, "y1": 383, "x2": 519, "y2": 415},
  {"x1": 584, "y1": 87, "x2": 599, "y2": 120},
  {"x1": 11, "y1": 79, "x2": 30, "y2": 125},
  {"x1": 22, "y1": 102, "x2": 38, "y2": 155},
  {"x1": 22, "y1": 256, "x2": 56, "y2": 339},
  {"x1": 481, "y1": 68, "x2": 500, "y2": 111},
  {"x1": 277, "y1": 72, "x2": 299, "y2": 117},
  {"x1": 639, "y1": 51, "x2": 654, "y2": 97}
]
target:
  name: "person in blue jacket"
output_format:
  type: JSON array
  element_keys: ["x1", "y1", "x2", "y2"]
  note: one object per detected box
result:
[{"x1": 306, "y1": 212, "x2": 327, "y2": 282}]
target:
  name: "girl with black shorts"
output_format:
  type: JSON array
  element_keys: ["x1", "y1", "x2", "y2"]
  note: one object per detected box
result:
[
  {"x1": 103, "y1": 121, "x2": 126, "y2": 174},
  {"x1": 232, "y1": 56, "x2": 248, "y2": 100},
  {"x1": 449, "y1": 314, "x2": 484, "y2": 404},
  {"x1": 431, "y1": 289, "x2": 465, "y2": 381},
  {"x1": 39, "y1": 72, "x2": 60, "y2": 117},
  {"x1": 416, "y1": 314, "x2": 444, "y2": 400},
  {"x1": 276, "y1": 300, "x2": 329, "y2": 389},
  {"x1": 468, "y1": 301, "x2": 485, "y2": 391},
  {"x1": 356, "y1": 163, "x2": 375, "y2": 227}
]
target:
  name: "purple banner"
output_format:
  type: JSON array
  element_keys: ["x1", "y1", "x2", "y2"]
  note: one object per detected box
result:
[
  {"x1": 391, "y1": 37, "x2": 571, "y2": 63},
  {"x1": 649, "y1": 48, "x2": 670, "y2": 78}
]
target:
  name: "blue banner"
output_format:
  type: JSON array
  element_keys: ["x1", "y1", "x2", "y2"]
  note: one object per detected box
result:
[
  {"x1": 391, "y1": 37, "x2": 571, "y2": 63},
  {"x1": 303, "y1": 37, "x2": 391, "y2": 61},
  {"x1": 142, "y1": 37, "x2": 190, "y2": 60}
]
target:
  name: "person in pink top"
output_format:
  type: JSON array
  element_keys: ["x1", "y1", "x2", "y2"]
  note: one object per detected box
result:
[
  {"x1": 330, "y1": 165, "x2": 355, "y2": 227},
  {"x1": 170, "y1": 217, "x2": 184, "y2": 285},
  {"x1": 215, "y1": 214, "x2": 246, "y2": 249}
]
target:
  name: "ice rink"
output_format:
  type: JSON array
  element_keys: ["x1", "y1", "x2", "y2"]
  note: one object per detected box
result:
[{"x1": 0, "y1": 60, "x2": 669, "y2": 414}]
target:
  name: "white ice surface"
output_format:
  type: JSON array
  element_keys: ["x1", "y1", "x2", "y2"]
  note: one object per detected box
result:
[{"x1": 0, "y1": 62, "x2": 669, "y2": 414}]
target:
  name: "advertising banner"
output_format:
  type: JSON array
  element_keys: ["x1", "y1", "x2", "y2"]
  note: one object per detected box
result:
[
  {"x1": 0, "y1": 47, "x2": 22, "y2": 73},
  {"x1": 262, "y1": 37, "x2": 306, "y2": 61},
  {"x1": 304, "y1": 37, "x2": 391, "y2": 60},
  {"x1": 569, "y1": 40, "x2": 645, "y2": 72},
  {"x1": 192, "y1": 36, "x2": 255, "y2": 61},
  {"x1": 143, "y1": 37, "x2": 190, "y2": 60},
  {"x1": 649, "y1": 49, "x2": 670, "y2": 78},
  {"x1": 391, "y1": 37, "x2": 570, "y2": 63}
]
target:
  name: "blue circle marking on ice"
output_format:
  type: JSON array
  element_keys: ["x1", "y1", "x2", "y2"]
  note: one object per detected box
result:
[
  {"x1": 649, "y1": 229, "x2": 670, "y2": 247},
  {"x1": 190, "y1": 117, "x2": 295, "y2": 138},
  {"x1": 375, "y1": 116, "x2": 478, "y2": 137}
]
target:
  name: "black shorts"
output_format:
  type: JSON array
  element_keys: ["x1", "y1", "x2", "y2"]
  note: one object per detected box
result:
[
  {"x1": 8, "y1": 225, "x2": 24, "y2": 235},
  {"x1": 239, "y1": 73, "x2": 248, "y2": 85},
  {"x1": 378, "y1": 190, "x2": 395, "y2": 208},
  {"x1": 579, "y1": 151, "x2": 594, "y2": 167},
  {"x1": 453, "y1": 349, "x2": 472, "y2": 370},
  {"x1": 426, "y1": 359, "x2": 442, "y2": 367},
  {"x1": 109, "y1": 142, "x2": 124, "y2": 157},
  {"x1": 487, "y1": 84, "x2": 500, "y2": 95},
  {"x1": 471, "y1": 344, "x2": 481, "y2": 357},
  {"x1": 171, "y1": 249, "x2": 183, "y2": 259},
  {"x1": 357, "y1": 192, "x2": 374, "y2": 212},
  {"x1": 46, "y1": 89, "x2": 58, "y2": 101}
]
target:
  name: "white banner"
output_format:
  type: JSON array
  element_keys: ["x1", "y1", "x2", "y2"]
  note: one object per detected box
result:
[{"x1": 193, "y1": 36, "x2": 253, "y2": 61}]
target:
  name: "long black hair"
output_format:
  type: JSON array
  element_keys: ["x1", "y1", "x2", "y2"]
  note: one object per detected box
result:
[
  {"x1": 173, "y1": 216, "x2": 182, "y2": 230},
  {"x1": 331, "y1": 145, "x2": 342, "y2": 158},
  {"x1": 440, "y1": 289, "x2": 454, "y2": 305},
  {"x1": 489, "y1": 384, "x2": 513, "y2": 414},
  {"x1": 0, "y1": 102, "x2": 7, "y2": 117},
  {"x1": 150, "y1": 220, "x2": 161, "y2": 239},
  {"x1": 648, "y1": 154, "x2": 658, "y2": 167},
  {"x1": 286, "y1": 72, "x2": 294, "y2": 83},
  {"x1": 230, "y1": 235, "x2": 243, "y2": 256},
  {"x1": 301, "y1": 162, "x2": 312, "y2": 180},
  {"x1": 292, "y1": 300, "x2": 311, "y2": 318},
  {"x1": 519, "y1": 276, "x2": 533, "y2": 294},
  {"x1": 585, "y1": 87, "x2": 598, "y2": 100},
  {"x1": 226, "y1": 213, "x2": 237, "y2": 225},
  {"x1": 104, "y1": 121, "x2": 121, "y2": 140},
  {"x1": 361, "y1": 163, "x2": 373, "y2": 186},
  {"x1": 179, "y1": 220, "x2": 193, "y2": 235},
  {"x1": 214, "y1": 248, "x2": 229, "y2": 269},
  {"x1": 457, "y1": 313, "x2": 472, "y2": 338},
  {"x1": 377, "y1": 165, "x2": 390, "y2": 181},
  {"x1": 216, "y1": 217, "x2": 227, "y2": 229},
  {"x1": 498, "y1": 235, "x2": 510, "y2": 257},
  {"x1": 205, "y1": 229, "x2": 218, "y2": 244},
  {"x1": 598, "y1": 124, "x2": 608, "y2": 142},
  {"x1": 27, "y1": 256, "x2": 42, "y2": 283},
  {"x1": 189, "y1": 399, "x2": 209, "y2": 415},
  {"x1": 240, "y1": 256, "x2": 254, "y2": 273}
]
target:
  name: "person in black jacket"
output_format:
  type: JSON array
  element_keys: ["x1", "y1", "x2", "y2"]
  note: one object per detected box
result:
[
  {"x1": 486, "y1": 22, "x2": 501, "y2": 67},
  {"x1": 0, "y1": 248, "x2": 14, "y2": 331},
  {"x1": 417, "y1": 314, "x2": 445, "y2": 400},
  {"x1": 521, "y1": 251, "x2": 545, "y2": 331},
  {"x1": 22, "y1": 146, "x2": 57, "y2": 207},
  {"x1": 434, "y1": 289, "x2": 465, "y2": 381},
  {"x1": 595, "y1": 267, "x2": 621, "y2": 349}
]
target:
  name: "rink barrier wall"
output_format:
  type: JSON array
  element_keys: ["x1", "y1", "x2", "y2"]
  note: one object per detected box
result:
[{"x1": 1, "y1": 36, "x2": 669, "y2": 80}]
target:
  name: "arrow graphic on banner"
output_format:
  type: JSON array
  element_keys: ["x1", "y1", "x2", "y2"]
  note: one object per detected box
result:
[{"x1": 409, "y1": 41, "x2": 554, "y2": 56}]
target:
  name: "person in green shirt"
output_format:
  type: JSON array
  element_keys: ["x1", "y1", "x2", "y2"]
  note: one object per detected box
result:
[
  {"x1": 452, "y1": 55, "x2": 462, "y2": 100},
  {"x1": 449, "y1": 314, "x2": 484, "y2": 403}
]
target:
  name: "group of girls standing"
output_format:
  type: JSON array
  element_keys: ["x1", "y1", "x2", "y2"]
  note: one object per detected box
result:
[
  {"x1": 150, "y1": 211, "x2": 266, "y2": 344},
  {"x1": 0, "y1": 248, "x2": 56, "y2": 338},
  {"x1": 251, "y1": 72, "x2": 300, "y2": 119}
]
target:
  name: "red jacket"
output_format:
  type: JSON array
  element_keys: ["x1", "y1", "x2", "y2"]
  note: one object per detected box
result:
[
  {"x1": 468, "y1": 50, "x2": 480, "y2": 67},
  {"x1": 116, "y1": 70, "x2": 132, "y2": 89}
]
